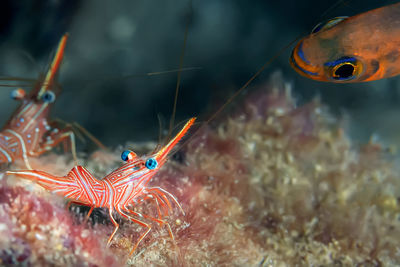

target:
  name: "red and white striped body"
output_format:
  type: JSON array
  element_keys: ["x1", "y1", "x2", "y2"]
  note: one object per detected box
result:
[
  {"x1": 0, "y1": 34, "x2": 76, "y2": 169},
  {"x1": 12, "y1": 160, "x2": 155, "y2": 210},
  {"x1": 0, "y1": 98, "x2": 53, "y2": 168}
]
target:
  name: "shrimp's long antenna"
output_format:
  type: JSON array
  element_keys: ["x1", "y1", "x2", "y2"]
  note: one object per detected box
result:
[
  {"x1": 320, "y1": 0, "x2": 348, "y2": 19},
  {"x1": 167, "y1": 0, "x2": 192, "y2": 142},
  {"x1": 88, "y1": 67, "x2": 201, "y2": 83},
  {"x1": 156, "y1": 113, "x2": 164, "y2": 151},
  {"x1": 122, "y1": 67, "x2": 201, "y2": 79},
  {"x1": 0, "y1": 84, "x2": 34, "y2": 88},
  {"x1": 173, "y1": 38, "x2": 300, "y2": 154},
  {"x1": 0, "y1": 77, "x2": 36, "y2": 82},
  {"x1": 0, "y1": 77, "x2": 38, "y2": 88}
]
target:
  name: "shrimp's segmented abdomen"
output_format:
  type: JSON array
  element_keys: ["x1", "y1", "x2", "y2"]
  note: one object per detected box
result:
[{"x1": 6, "y1": 166, "x2": 105, "y2": 207}]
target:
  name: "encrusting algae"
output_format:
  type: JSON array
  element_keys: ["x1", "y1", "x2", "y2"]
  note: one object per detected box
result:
[{"x1": 2, "y1": 73, "x2": 400, "y2": 266}]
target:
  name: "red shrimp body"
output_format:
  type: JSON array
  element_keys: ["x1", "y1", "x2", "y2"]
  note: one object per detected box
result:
[
  {"x1": 6, "y1": 117, "x2": 196, "y2": 256},
  {"x1": 0, "y1": 104, "x2": 53, "y2": 169},
  {"x1": 0, "y1": 34, "x2": 76, "y2": 169},
  {"x1": 8, "y1": 163, "x2": 158, "y2": 209}
]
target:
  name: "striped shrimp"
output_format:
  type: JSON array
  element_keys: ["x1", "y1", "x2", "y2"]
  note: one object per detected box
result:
[
  {"x1": 6, "y1": 117, "x2": 195, "y2": 257},
  {"x1": 0, "y1": 34, "x2": 77, "y2": 169}
]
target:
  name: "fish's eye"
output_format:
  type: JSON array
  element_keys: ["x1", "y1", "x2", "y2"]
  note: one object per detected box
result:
[
  {"x1": 324, "y1": 56, "x2": 362, "y2": 81},
  {"x1": 10, "y1": 88, "x2": 26, "y2": 100},
  {"x1": 145, "y1": 158, "x2": 158, "y2": 170},
  {"x1": 333, "y1": 63, "x2": 355, "y2": 80},
  {"x1": 311, "y1": 16, "x2": 348, "y2": 34},
  {"x1": 121, "y1": 150, "x2": 137, "y2": 161},
  {"x1": 41, "y1": 91, "x2": 56, "y2": 103}
]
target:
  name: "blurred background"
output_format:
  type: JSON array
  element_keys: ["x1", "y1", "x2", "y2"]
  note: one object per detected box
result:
[{"x1": 0, "y1": 0, "x2": 399, "y2": 149}]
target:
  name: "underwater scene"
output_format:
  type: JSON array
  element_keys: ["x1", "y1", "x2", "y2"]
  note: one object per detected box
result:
[{"x1": 0, "y1": 0, "x2": 399, "y2": 266}]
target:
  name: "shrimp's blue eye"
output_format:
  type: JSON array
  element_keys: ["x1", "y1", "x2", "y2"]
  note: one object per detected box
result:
[
  {"x1": 121, "y1": 150, "x2": 136, "y2": 161},
  {"x1": 145, "y1": 158, "x2": 158, "y2": 170},
  {"x1": 121, "y1": 150, "x2": 131, "y2": 161},
  {"x1": 42, "y1": 91, "x2": 56, "y2": 103},
  {"x1": 11, "y1": 89, "x2": 26, "y2": 100}
]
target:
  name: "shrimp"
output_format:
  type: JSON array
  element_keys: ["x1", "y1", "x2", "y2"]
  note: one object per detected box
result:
[
  {"x1": 0, "y1": 34, "x2": 77, "y2": 169},
  {"x1": 290, "y1": 2, "x2": 400, "y2": 82},
  {"x1": 6, "y1": 117, "x2": 195, "y2": 257}
]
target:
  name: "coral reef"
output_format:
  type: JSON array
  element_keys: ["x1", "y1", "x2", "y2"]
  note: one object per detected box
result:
[
  {"x1": 3, "y1": 75, "x2": 400, "y2": 266},
  {"x1": 0, "y1": 176, "x2": 119, "y2": 266}
]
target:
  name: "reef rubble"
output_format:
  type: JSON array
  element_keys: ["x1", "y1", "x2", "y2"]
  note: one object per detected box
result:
[{"x1": 2, "y1": 75, "x2": 400, "y2": 266}]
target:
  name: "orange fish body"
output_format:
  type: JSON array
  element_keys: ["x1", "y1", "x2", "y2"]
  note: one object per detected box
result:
[{"x1": 290, "y1": 3, "x2": 400, "y2": 83}]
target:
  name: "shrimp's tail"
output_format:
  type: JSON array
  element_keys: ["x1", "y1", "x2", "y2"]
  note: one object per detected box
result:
[
  {"x1": 6, "y1": 167, "x2": 99, "y2": 205},
  {"x1": 6, "y1": 170, "x2": 76, "y2": 193}
]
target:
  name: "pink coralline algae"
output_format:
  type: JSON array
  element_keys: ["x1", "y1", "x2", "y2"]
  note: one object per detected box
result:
[
  {"x1": 3, "y1": 74, "x2": 400, "y2": 266},
  {"x1": 0, "y1": 183, "x2": 120, "y2": 266}
]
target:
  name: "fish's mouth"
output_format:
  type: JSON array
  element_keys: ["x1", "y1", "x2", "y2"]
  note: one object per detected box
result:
[{"x1": 290, "y1": 41, "x2": 319, "y2": 78}]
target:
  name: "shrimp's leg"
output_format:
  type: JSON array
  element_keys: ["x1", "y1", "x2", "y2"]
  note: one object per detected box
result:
[
  {"x1": 147, "y1": 189, "x2": 173, "y2": 211},
  {"x1": 116, "y1": 207, "x2": 151, "y2": 257},
  {"x1": 136, "y1": 194, "x2": 176, "y2": 224},
  {"x1": 123, "y1": 208, "x2": 178, "y2": 259},
  {"x1": 142, "y1": 192, "x2": 172, "y2": 217},
  {"x1": 107, "y1": 208, "x2": 120, "y2": 247},
  {"x1": 146, "y1": 187, "x2": 185, "y2": 215},
  {"x1": 124, "y1": 206, "x2": 174, "y2": 238},
  {"x1": 149, "y1": 196, "x2": 164, "y2": 220},
  {"x1": 66, "y1": 201, "x2": 95, "y2": 223},
  {"x1": 31, "y1": 125, "x2": 77, "y2": 164},
  {"x1": 136, "y1": 195, "x2": 165, "y2": 221},
  {"x1": 85, "y1": 206, "x2": 94, "y2": 223},
  {"x1": 51, "y1": 118, "x2": 108, "y2": 150},
  {"x1": 71, "y1": 122, "x2": 107, "y2": 150}
]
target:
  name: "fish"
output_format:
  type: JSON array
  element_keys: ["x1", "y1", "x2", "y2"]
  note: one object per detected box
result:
[{"x1": 290, "y1": 2, "x2": 400, "y2": 83}]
